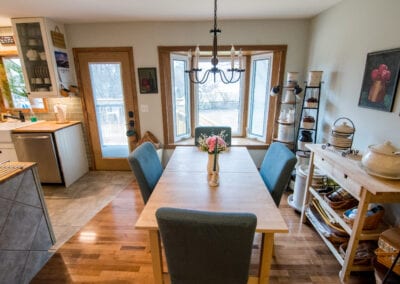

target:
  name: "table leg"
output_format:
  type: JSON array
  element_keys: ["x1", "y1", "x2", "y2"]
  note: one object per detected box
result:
[
  {"x1": 149, "y1": 230, "x2": 163, "y2": 284},
  {"x1": 259, "y1": 233, "x2": 274, "y2": 284}
]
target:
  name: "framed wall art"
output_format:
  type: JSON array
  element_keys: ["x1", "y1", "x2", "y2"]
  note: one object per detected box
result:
[
  {"x1": 138, "y1": 67, "x2": 158, "y2": 94},
  {"x1": 358, "y1": 47, "x2": 400, "y2": 112}
]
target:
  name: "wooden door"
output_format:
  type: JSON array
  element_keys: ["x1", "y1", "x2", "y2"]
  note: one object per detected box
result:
[{"x1": 74, "y1": 47, "x2": 140, "y2": 170}]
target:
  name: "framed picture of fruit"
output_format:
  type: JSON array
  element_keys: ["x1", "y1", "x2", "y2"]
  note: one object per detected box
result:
[
  {"x1": 358, "y1": 47, "x2": 400, "y2": 112},
  {"x1": 138, "y1": 67, "x2": 158, "y2": 94}
]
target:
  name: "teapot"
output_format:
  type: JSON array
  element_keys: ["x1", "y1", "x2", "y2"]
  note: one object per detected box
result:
[{"x1": 361, "y1": 141, "x2": 400, "y2": 178}]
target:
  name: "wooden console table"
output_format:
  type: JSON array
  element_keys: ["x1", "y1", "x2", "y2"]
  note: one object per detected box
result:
[{"x1": 300, "y1": 144, "x2": 400, "y2": 282}]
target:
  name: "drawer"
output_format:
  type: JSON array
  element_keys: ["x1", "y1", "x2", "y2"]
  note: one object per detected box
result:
[
  {"x1": 313, "y1": 153, "x2": 362, "y2": 199},
  {"x1": 331, "y1": 168, "x2": 362, "y2": 199},
  {"x1": 314, "y1": 154, "x2": 334, "y2": 176}
]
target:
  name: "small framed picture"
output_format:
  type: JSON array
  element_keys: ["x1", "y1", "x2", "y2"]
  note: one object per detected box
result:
[
  {"x1": 358, "y1": 48, "x2": 400, "y2": 112},
  {"x1": 138, "y1": 68, "x2": 158, "y2": 94}
]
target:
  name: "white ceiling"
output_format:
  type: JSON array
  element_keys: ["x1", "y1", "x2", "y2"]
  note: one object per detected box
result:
[{"x1": 0, "y1": 0, "x2": 343, "y2": 27}]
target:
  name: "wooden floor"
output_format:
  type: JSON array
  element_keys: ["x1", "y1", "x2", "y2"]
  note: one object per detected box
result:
[{"x1": 33, "y1": 180, "x2": 377, "y2": 283}]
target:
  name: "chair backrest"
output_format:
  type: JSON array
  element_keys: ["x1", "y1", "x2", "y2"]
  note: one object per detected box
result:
[
  {"x1": 127, "y1": 142, "x2": 163, "y2": 204},
  {"x1": 156, "y1": 207, "x2": 257, "y2": 284},
  {"x1": 194, "y1": 126, "x2": 232, "y2": 146},
  {"x1": 259, "y1": 142, "x2": 297, "y2": 207}
]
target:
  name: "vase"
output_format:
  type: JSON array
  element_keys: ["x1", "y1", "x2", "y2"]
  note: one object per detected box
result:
[
  {"x1": 207, "y1": 153, "x2": 219, "y2": 175},
  {"x1": 368, "y1": 80, "x2": 386, "y2": 103}
]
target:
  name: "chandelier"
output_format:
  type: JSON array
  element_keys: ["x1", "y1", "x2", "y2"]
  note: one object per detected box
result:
[{"x1": 185, "y1": 0, "x2": 245, "y2": 84}]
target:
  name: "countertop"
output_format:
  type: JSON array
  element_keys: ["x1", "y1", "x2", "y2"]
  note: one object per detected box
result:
[
  {"x1": 0, "y1": 161, "x2": 36, "y2": 183},
  {"x1": 12, "y1": 121, "x2": 80, "y2": 133}
]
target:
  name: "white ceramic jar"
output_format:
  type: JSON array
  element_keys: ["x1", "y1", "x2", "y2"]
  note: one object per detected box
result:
[{"x1": 361, "y1": 141, "x2": 400, "y2": 178}]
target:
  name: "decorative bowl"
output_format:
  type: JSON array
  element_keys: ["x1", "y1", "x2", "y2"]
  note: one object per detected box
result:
[{"x1": 361, "y1": 141, "x2": 400, "y2": 178}]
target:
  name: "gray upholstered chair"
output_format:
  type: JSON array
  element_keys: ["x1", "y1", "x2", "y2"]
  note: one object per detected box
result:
[
  {"x1": 156, "y1": 207, "x2": 257, "y2": 284},
  {"x1": 194, "y1": 126, "x2": 232, "y2": 146},
  {"x1": 127, "y1": 142, "x2": 163, "y2": 204},
  {"x1": 259, "y1": 142, "x2": 297, "y2": 207}
]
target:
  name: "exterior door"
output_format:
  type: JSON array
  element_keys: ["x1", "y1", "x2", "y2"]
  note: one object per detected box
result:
[{"x1": 74, "y1": 47, "x2": 140, "y2": 170}]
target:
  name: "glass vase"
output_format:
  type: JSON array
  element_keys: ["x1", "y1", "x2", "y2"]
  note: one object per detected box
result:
[{"x1": 207, "y1": 153, "x2": 219, "y2": 175}]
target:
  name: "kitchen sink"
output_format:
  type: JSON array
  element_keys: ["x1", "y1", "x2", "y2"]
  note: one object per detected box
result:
[{"x1": 0, "y1": 121, "x2": 41, "y2": 142}]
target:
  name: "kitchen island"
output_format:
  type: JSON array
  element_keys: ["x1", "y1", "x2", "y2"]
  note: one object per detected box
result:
[{"x1": 0, "y1": 161, "x2": 55, "y2": 283}]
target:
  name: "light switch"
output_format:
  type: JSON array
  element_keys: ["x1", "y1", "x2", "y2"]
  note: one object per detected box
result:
[{"x1": 140, "y1": 104, "x2": 149, "y2": 112}]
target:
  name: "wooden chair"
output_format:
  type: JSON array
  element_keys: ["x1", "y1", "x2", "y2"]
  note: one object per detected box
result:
[
  {"x1": 156, "y1": 207, "x2": 257, "y2": 284},
  {"x1": 259, "y1": 142, "x2": 297, "y2": 207},
  {"x1": 194, "y1": 126, "x2": 232, "y2": 146}
]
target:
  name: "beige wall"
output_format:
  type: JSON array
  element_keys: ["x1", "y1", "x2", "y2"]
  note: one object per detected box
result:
[
  {"x1": 308, "y1": 0, "x2": 400, "y2": 150},
  {"x1": 65, "y1": 19, "x2": 310, "y2": 146},
  {"x1": 307, "y1": 0, "x2": 400, "y2": 225}
]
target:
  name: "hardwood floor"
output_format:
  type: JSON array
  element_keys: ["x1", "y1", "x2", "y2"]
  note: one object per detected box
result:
[{"x1": 33, "y1": 180, "x2": 377, "y2": 283}]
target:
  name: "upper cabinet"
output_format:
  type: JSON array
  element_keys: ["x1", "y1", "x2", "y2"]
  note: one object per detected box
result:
[{"x1": 11, "y1": 17, "x2": 76, "y2": 98}]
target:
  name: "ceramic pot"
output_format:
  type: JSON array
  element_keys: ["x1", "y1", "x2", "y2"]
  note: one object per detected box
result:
[
  {"x1": 361, "y1": 141, "x2": 400, "y2": 177},
  {"x1": 307, "y1": 71, "x2": 323, "y2": 87}
]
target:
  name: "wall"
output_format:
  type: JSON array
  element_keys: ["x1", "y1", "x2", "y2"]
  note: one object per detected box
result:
[
  {"x1": 307, "y1": 0, "x2": 400, "y2": 225},
  {"x1": 65, "y1": 19, "x2": 310, "y2": 152}
]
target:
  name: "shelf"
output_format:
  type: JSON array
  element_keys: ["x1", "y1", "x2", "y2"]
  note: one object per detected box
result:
[
  {"x1": 299, "y1": 127, "x2": 315, "y2": 131},
  {"x1": 309, "y1": 187, "x2": 352, "y2": 234},
  {"x1": 302, "y1": 107, "x2": 318, "y2": 110},
  {"x1": 272, "y1": 138, "x2": 294, "y2": 145},
  {"x1": 305, "y1": 208, "x2": 344, "y2": 266},
  {"x1": 280, "y1": 101, "x2": 296, "y2": 105},
  {"x1": 276, "y1": 120, "x2": 295, "y2": 125}
]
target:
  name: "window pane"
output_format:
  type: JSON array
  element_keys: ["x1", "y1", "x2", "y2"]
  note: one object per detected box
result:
[
  {"x1": 248, "y1": 57, "x2": 271, "y2": 137},
  {"x1": 196, "y1": 60, "x2": 242, "y2": 135},
  {"x1": 171, "y1": 56, "x2": 190, "y2": 140},
  {"x1": 89, "y1": 63, "x2": 128, "y2": 158},
  {"x1": 1, "y1": 57, "x2": 44, "y2": 109}
]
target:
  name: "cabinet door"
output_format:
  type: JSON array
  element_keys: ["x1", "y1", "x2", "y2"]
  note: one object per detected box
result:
[
  {"x1": 12, "y1": 18, "x2": 57, "y2": 97},
  {"x1": 11, "y1": 17, "x2": 76, "y2": 98},
  {"x1": 0, "y1": 144, "x2": 18, "y2": 161}
]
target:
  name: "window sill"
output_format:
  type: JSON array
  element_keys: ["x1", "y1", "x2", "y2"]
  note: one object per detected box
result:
[{"x1": 166, "y1": 137, "x2": 269, "y2": 150}]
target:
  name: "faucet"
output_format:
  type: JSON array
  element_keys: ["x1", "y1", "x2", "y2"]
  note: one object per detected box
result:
[{"x1": 3, "y1": 111, "x2": 25, "y2": 122}]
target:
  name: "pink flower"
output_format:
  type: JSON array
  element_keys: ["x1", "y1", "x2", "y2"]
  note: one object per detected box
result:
[{"x1": 206, "y1": 136, "x2": 226, "y2": 153}]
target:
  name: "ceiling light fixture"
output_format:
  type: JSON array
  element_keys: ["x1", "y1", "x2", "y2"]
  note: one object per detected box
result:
[{"x1": 185, "y1": 0, "x2": 245, "y2": 84}]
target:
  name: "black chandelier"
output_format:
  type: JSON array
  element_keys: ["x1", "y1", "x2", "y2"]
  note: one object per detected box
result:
[{"x1": 185, "y1": 0, "x2": 245, "y2": 84}]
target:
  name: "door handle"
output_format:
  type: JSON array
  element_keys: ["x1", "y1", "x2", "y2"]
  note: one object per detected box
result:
[{"x1": 15, "y1": 136, "x2": 50, "y2": 140}]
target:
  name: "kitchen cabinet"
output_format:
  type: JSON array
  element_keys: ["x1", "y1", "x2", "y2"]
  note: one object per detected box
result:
[
  {"x1": 0, "y1": 143, "x2": 18, "y2": 161},
  {"x1": 300, "y1": 144, "x2": 400, "y2": 282},
  {"x1": 0, "y1": 162, "x2": 55, "y2": 283},
  {"x1": 12, "y1": 122, "x2": 88, "y2": 187},
  {"x1": 11, "y1": 17, "x2": 75, "y2": 98}
]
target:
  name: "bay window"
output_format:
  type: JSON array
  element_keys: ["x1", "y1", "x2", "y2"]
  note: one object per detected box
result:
[{"x1": 159, "y1": 45, "x2": 287, "y2": 148}]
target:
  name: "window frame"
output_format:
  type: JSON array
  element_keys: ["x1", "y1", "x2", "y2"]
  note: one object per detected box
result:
[
  {"x1": 0, "y1": 51, "x2": 48, "y2": 113},
  {"x1": 247, "y1": 52, "x2": 273, "y2": 141},
  {"x1": 159, "y1": 45, "x2": 287, "y2": 149}
]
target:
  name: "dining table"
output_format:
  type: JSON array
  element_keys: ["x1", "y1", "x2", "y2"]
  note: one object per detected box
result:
[{"x1": 135, "y1": 146, "x2": 289, "y2": 284}]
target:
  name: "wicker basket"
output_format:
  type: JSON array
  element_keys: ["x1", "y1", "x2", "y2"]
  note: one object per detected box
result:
[
  {"x1": 343, "y1": 205, "x2": 385, "y2": 230},
  {"x1": 324, "y1": 188, "x2": 358, "y2": 210},
  {"x1": 339, "y1": 242, "x2": 377, "y2": 266},
  {"x1": 375, "y1": 248, "x2": 400, "y2": 275}
]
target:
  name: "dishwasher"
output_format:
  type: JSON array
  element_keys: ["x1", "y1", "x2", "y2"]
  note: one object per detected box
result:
[{"x1": 12, "y1": 132, "x2": 63, "y2": 183}]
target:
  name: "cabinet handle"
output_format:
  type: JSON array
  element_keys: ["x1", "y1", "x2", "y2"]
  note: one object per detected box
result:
[
  {"x1": 0, "y1": 150, "x2": 2, "y2": 154},
  {"x1": 344, "y1": 174, "x2": 348, "y2": 179}
]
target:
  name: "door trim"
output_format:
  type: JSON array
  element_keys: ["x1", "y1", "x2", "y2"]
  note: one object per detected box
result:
[{"x1": 73, "y1": 47, "x2": 141, "y2": 170}]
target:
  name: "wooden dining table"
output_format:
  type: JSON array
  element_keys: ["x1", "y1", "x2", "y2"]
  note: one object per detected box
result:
[{"x1": 135, "y1": 146, "x2": 289, "y2": 284}]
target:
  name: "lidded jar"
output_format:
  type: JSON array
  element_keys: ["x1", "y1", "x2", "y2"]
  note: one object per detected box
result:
[{"x1": 299, "y1": 130, "x2": 313, "y2": 142}]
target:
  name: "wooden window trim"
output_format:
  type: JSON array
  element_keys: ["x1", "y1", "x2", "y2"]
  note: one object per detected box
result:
[
  {"x1": 159, "y1": 45, "x2": 287, "y2": 149},
  {"x1": 0, "y1": 51, "x2": 48, "y2": 113}
]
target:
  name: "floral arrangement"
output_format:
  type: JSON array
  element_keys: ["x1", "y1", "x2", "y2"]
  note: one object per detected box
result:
[
  {"x1": 198, "y1": 131, "x2": 227, "y2": 154},
  {"x1": 371, "y1": 64, "x2": 391, "y2": 83}
]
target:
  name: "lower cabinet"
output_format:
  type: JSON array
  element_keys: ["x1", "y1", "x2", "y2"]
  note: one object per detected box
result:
[
  {"x1": 301, "y1": 144, "x2": 400, "y2": 282},
  {"x1": 0, "y1": 163, "x2": 55, "y2": 283}
]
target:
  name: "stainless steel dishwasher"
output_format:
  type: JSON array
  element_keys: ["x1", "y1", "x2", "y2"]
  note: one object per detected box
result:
[{"x1": 12, "y1": 133, "x2": 63, "y2": 183}]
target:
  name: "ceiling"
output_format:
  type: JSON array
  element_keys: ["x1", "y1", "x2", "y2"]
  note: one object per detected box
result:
[{"x1": 0, "y1": 0, "x2": 343, "y2": 27}]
